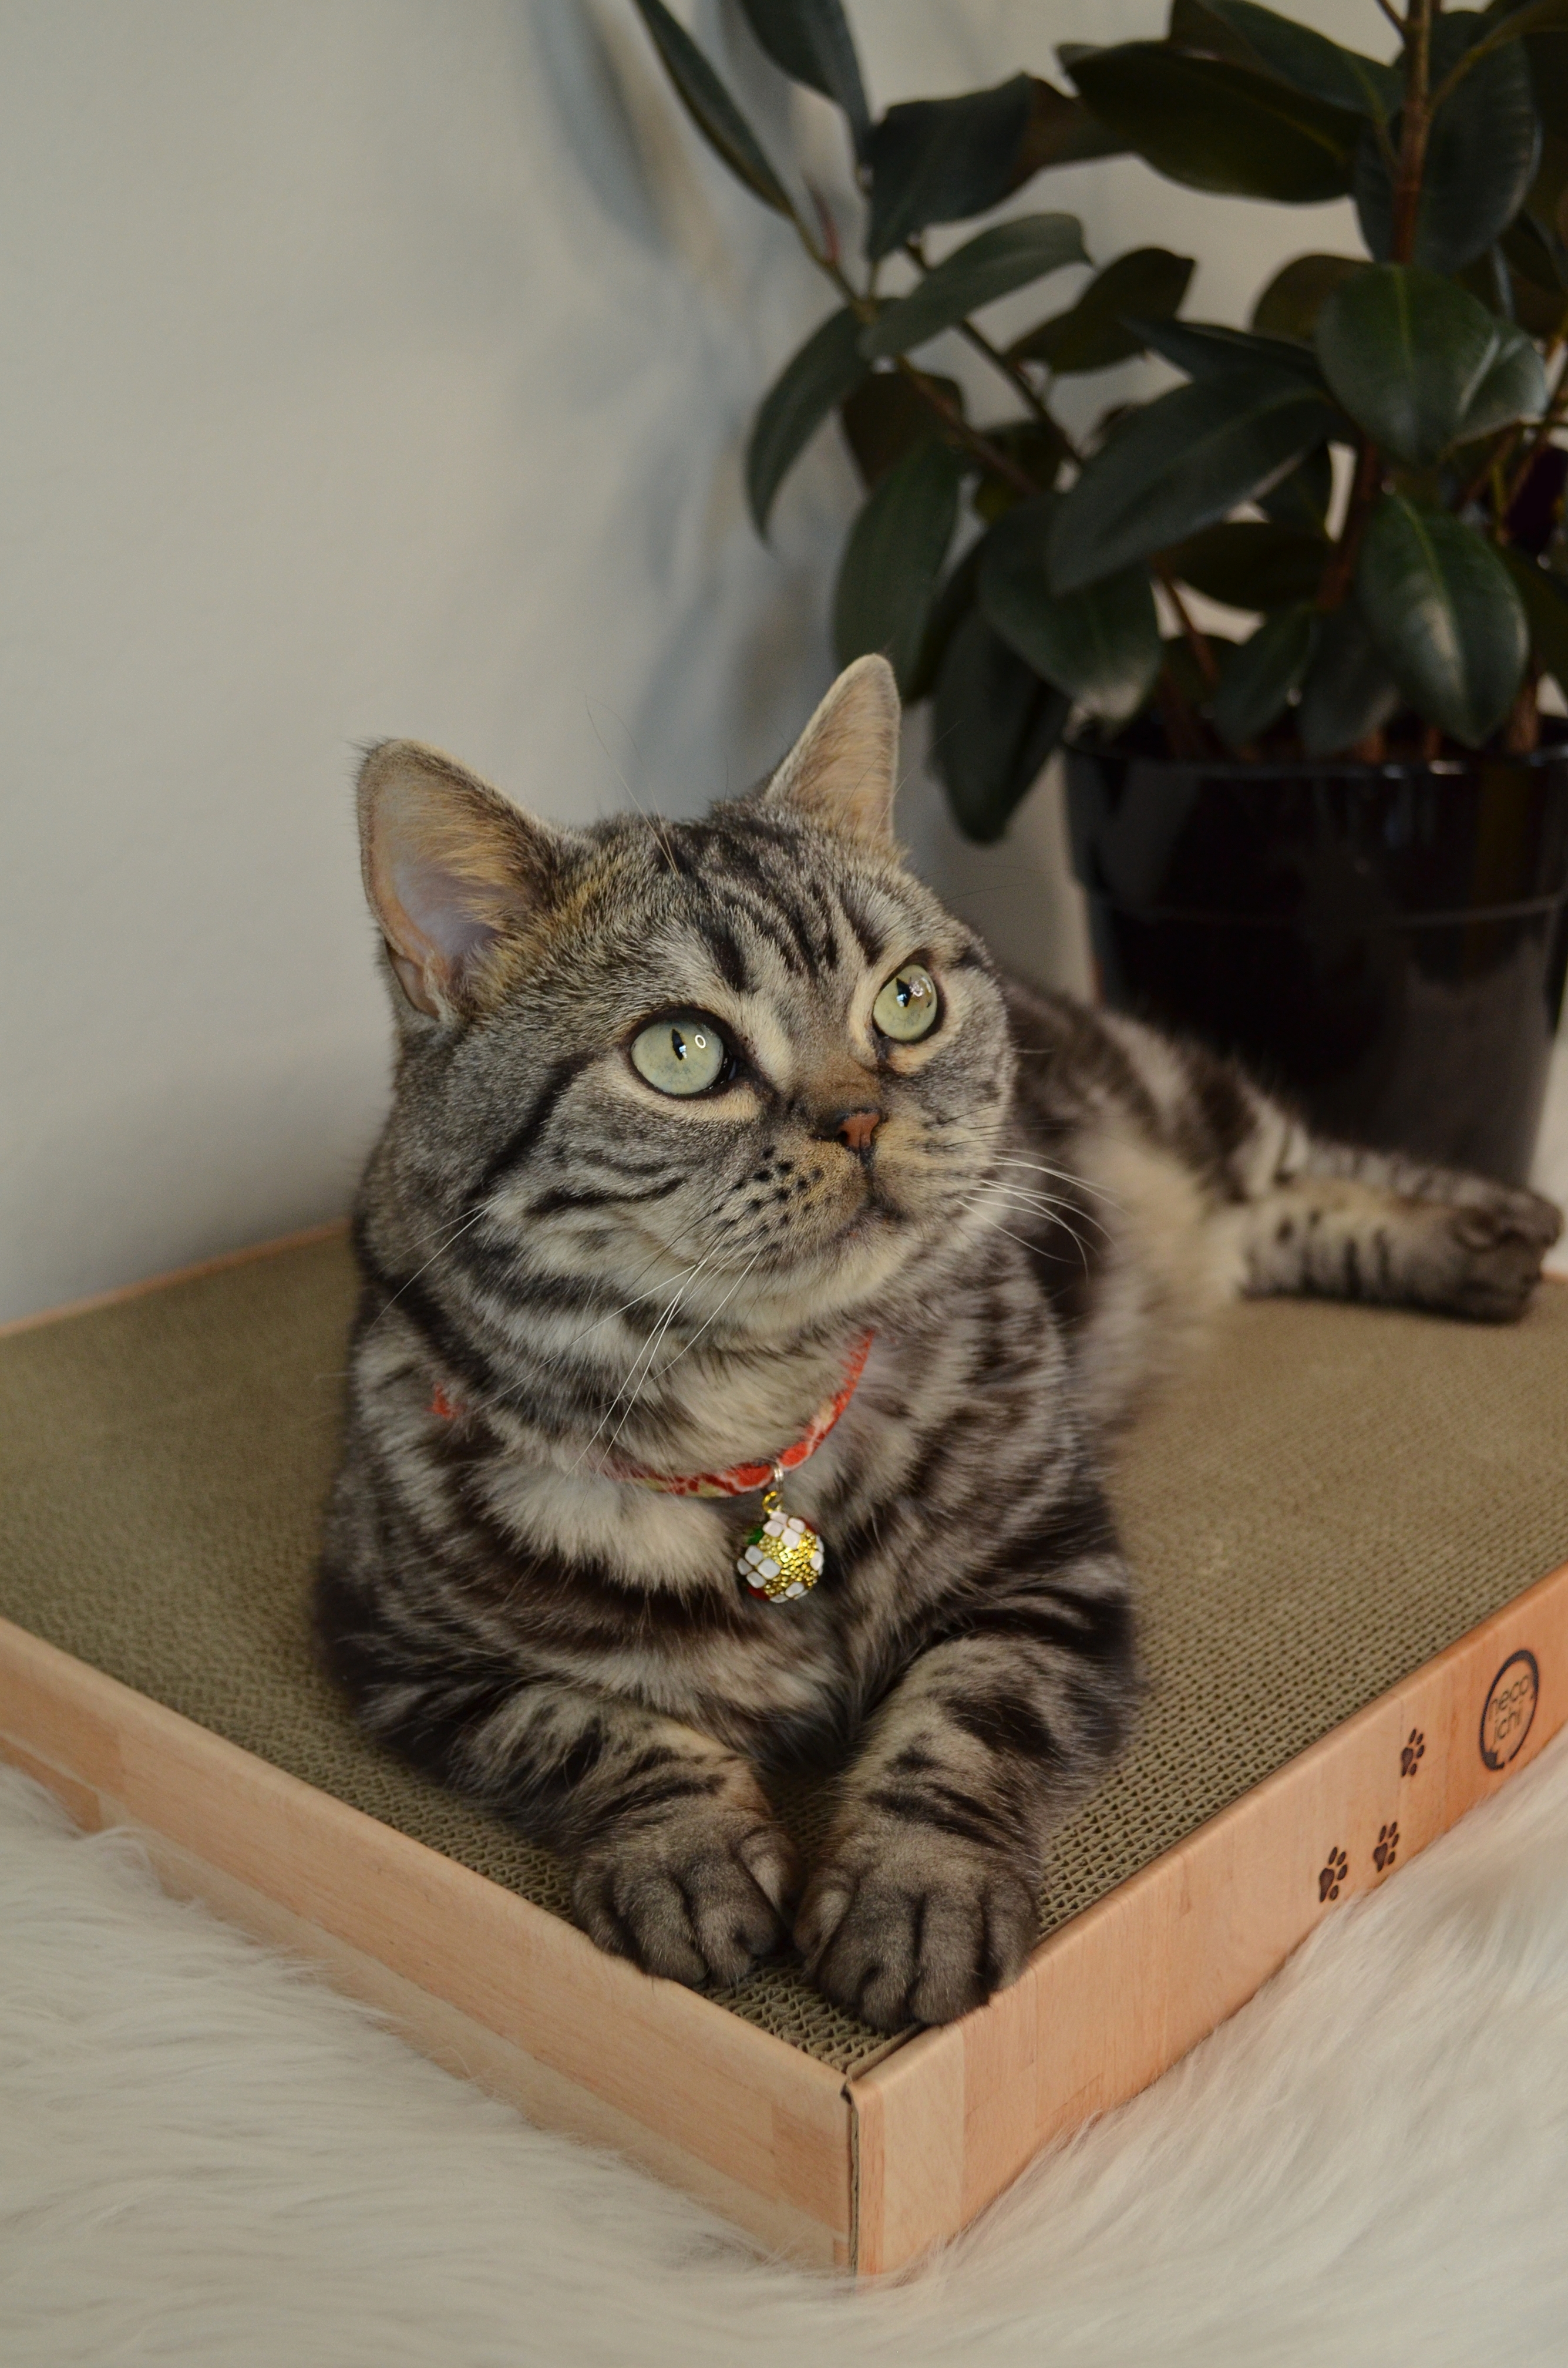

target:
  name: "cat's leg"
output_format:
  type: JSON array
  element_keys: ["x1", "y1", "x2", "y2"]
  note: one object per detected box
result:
[
  {"x1": 317, "y1": 1570, "x2": 798, "y2": 1987},
  {"x1": 1236, "y1": 1138, "x2": 1563, "y2": 1323},
  {"x1": 1069, "y1": 1008, "x2": 1562, "y2": 1326},
  {"x1": 795, "y1": 1487, "x2": 1135, "y2": 2030}
]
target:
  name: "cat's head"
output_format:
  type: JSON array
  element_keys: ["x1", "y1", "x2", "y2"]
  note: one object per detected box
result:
[{"x1": 358, "y1": 658, "x2": 1013, "y2": 1334}]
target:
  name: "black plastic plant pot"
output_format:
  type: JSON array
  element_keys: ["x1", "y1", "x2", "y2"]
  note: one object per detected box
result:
[{"x1": 1064, "y1": 724, "x2": 1568, "y2": 1187}]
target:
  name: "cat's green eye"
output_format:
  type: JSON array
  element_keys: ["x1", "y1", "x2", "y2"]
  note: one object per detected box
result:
[
  {"x1": 873, "y1": 964, "x2": 940, "y2": 1044},
  {"x1": 630, "y1": 1012, "x2": 728, "y2": 1097}
]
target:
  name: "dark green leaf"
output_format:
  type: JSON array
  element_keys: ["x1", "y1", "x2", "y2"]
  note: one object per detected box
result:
[
  {"x1": 1457, "y1": 242, "x2": 1517, "y2": 317},
  {"x1": 1158, "y1": 520, "x2": 1330, "y2": 609},
  {"x1": 1125, "y1": 315, "x2": 1325, "y2": 386},
  {"x1": 1259, "y1": 443, "x2": 1334, "y2": 529},
  {"x1": 1525, "y1": 29, "x2": 1568, "y2": 139},
  {"x1": 1297, "y1": 601, "x2": 1402, "y2": 755},
  {"x1": 863, "y1": 76, "x2": 1035, "y2": 260},
  {"x1": 1166, "y1": 1, "x2": 1257, "y2": 66},
  {"x1": 1497, "y1": 254, "x2": 1568, "y2": 335},
  {"x1": 903, "y1": 541, "x2": 983, "y2": 705},
  {"x1": 746, "y1": 307, "x2": 868, "y2": 534},
  {"x1": 931, "y1": 607, "x2": 1069, "y2": 842},
  {"x1": 862, "y1": 214, "x2": 1088, "y2": 359},
  {"x1": 1440, "y1": 3, "x2": 1568, "y2": 112},
  {"x1": 1008, "y1": 78, "x2": 1128, "y2": 181},
  {"x1": 1526, "y1": 130, "x2": 1568, "y2": 267},
  {"x1": 1358, "y1": 495, "x2": 1529, "y2": 744},
  {"x1": 1503, "y1": 543, "x2": 1568, "y2": 693},
  {"x1": 838, "y1": 369, "x2": 963, "y2": 490},
  {"x1": 832, "y1": 440, "x2": 964, "y2": 692},
  {"x1": 1315, "y1": 265, "x2": 1546, "y2": 465},
  {"x1": 1062, "y1": 42, "x2": 1362, "y2": 203},
  {"x1": 734, "y1": 0, "x2": 869, "y2": 143},
  {"x1": 1497, "y1": 210, "x2": 1568, "y2": 317},
  {"x1": 1250, "y1": 253, "x2": 1365, "y2": 343},
  {"x1": 1194, "y1": 2, "x2": 1400, "y2": 118},
  {"x1": 1516, "y1": 173, "x2": 1568, "y2": 278},
  {"x1": 1010, "y1": 248, "x2": 1194, "y2": 372},
  {"x1": 979, "y1": 496, "x2": 1162, "y2": 721},
  {"x1": 971, "y1": 419, "x2": 1073, "y2": 519},
  {"x1": 1159, "y1": 628, "x2": 1240, "y2": 708},
  {"x1": 1355, "y1": 22, "x2": 1541, "y2": 271},
  {"x1": 1047, "y1": 374, "x2": 1338, "y2": 592},
  {"x1": 1213, "y1": 603, "x2": 1320, "y2": 745},
  {"x1": 630, "y1": 0, "x2": 792, "y2": 214},
  {"x1": 1455, "y1": 321, "x2": 1551, "y2": 443}
]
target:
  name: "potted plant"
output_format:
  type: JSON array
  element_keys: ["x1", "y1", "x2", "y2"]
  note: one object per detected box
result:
[{"x1": 629, "y1": 0, "x2": 1568, "y2": 1184}]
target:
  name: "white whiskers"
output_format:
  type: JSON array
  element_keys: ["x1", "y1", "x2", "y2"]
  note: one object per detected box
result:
[
  {"x1": 361, "y1": 1206, "x2": 490, "y2": 1336},
  {"x1": 992, "y1": 1155, "x2": 1123, "y2": 1211},
  {"x1": 651, "y1": 1246, "x2": 766, "y2": 1387}
]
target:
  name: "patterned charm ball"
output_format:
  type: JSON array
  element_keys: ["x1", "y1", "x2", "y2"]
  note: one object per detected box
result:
[{"x1": 738, "y1": 1508, "x2": 824, "y2": 1602}]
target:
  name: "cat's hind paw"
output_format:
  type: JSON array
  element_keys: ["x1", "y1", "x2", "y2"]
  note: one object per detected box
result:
[{"x1": 1442, "y1": 1188, "x2": 1562, "y2": 1323}]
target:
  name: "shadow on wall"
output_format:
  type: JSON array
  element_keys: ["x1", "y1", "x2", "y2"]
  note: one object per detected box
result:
[
  {"x1": 530, "y1": 0, "x2": 856, "y2": 807},
  {"x1": 900, "y1": 730, "x2": 1092, "y2": 997}
]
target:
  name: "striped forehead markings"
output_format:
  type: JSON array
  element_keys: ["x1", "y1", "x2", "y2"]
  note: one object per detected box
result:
[{"x1": 654, "y1": 815, "x2": 898, "y2": 985}]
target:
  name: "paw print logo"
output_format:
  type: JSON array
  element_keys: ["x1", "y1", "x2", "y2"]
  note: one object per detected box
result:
[
  {"x1": 1318, "y1": 1846, "x2": 1348, "y2": 1903},
  {"x1": 1401, "y1": 1729, "x2": 1425, "y2": 1777},
  {"x1": 1373, "y1": 1822, "x2": 1399, "y2": 1872}
]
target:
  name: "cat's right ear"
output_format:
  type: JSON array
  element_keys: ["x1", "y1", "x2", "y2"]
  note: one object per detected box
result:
[{"x1": 356, "y1": 742, "x2": 564, "y2": 1021}]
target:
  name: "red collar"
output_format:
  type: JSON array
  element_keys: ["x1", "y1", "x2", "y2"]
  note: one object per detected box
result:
[{"x1": 430, "y1": 1331, "x2": 874, "y2": 1499}]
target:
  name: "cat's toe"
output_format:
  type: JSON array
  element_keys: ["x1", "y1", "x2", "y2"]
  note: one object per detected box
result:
[
  {"x1": 573, "y1": 1811, "x2": 798, "y2": 1990},
  {"x1": 796, "y1": 1829, "x2": 1035, "y2": 2030},
  {"x1": 1445, "y1": 1190, "x2": 1562, "y2": 1323}
]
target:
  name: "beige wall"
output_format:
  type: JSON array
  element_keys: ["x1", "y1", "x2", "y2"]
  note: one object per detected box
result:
[{"x1": 2, "y1": 1, "x2": 1560, "y2": 1320}]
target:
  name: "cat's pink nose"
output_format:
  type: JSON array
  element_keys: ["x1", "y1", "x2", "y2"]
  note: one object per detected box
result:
[{"x1": 833, "y1": 1108, "x2": 881, "y2": 1158}]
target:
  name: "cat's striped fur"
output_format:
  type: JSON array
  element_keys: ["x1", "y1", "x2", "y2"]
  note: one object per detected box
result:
[{"x1": 318, "y1": 658, "x2": 1561, "y2": 2031}]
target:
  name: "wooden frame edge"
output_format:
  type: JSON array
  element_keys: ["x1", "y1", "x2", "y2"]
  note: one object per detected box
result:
[
  {"x1": 848, "y1": 1554, "x2": 1568, "y2": 2276},
  {"x1": 0, "y1": 1221, "x2": 352, "y2": 1341},
  {"x1": 0, "y1": 1615, "x2": 853, "y2": 2268}
]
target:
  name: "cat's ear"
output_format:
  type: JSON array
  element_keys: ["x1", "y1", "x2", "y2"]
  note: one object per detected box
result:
[
  {"x1": 357, "y1": 741, "x2": 564, "y2": 1021},
  {"x1": 763, "y1": 655, "x2": 900, "y2": 850}
]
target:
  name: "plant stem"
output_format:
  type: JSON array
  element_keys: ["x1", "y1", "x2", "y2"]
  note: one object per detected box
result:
[
  {"x1": 1317, "y1": 440, "x2": 1383, "y2": 608},
  {"x1": 1389, "y1": 0, "x2": 1434, "y2": 264},
  {"x1": 1498, "y1": 343, "x2": 1568, "y2": 524},
  {"x1": 900, "y1": 239, "x2": 1058, "y2": 427},
  {"x1": 1156, "y1": 569, "x2": 1222, "y2": 689},
  {"x1": 1503, "y1": 674, "x2": 1542, "y2": 753},
  {"x1": 891, "y1": 359, "x2": 1040, "y2": 495},
  {"x1": 1373, "y1": 0, "x2": 1406, "y2": 32},
  {"x1": 957, "y1": 322, "x2": 1056, "y2": 424},
  {"x1": 783, "y1": 210, "x2": 1047, "y2": 496},
  {"x1": 1154, "y1": 664, "x2": 1207, "y2": 758},
  {"x1": 1315, "y1": 14, "x2": 1435, "y2": 617}
]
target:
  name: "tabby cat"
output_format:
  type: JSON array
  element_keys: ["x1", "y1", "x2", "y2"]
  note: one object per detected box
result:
[{"x1": 318, "y1": 657, "x2": 1561, "y2": 2032}]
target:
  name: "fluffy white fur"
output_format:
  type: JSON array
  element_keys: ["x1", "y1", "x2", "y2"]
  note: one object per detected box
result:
[{"x1": 2, "y1": 1740, "x2": 1567, "y2": 2366}]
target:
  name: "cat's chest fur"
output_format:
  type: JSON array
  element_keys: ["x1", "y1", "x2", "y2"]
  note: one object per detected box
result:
[{"x1": 389, "y1": 1317, "x2": 1030, "y2": 1764}]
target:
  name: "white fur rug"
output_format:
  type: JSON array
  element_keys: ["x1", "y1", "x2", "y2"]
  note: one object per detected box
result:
[{"x1": 3, "y1": 1741, "x2": 1567, "y2": 2367}]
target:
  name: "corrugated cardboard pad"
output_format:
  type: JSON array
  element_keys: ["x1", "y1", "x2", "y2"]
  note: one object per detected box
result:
[{"x1": 2, "y1": 1233, "x2": 1564, "y2": 2078}]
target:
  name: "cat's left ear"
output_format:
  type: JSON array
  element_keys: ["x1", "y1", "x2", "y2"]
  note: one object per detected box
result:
[
  {"x1": 763, "y1": 655, "x2": 900, "y2": 851},
  {"x1": 357, "y1": 741, "x2": 567, "y2": 1021}
]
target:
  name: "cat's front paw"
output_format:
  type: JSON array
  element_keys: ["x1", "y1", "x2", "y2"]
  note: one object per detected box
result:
[
  {"x1": 795, "y1": 1824, "x2": 1036, "y2": 2030},
  {"x1": 573, "y1": 1805, "x2": 798, "y2": 1990},
  {"x1": 1443, "y1": 1187, "x2": 1562, "y2": 1322}
]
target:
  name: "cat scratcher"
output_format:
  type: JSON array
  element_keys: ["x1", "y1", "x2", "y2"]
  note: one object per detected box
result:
[{"x1": 1, "y1": 1229, "x2": 1564, "y2": 2273}]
